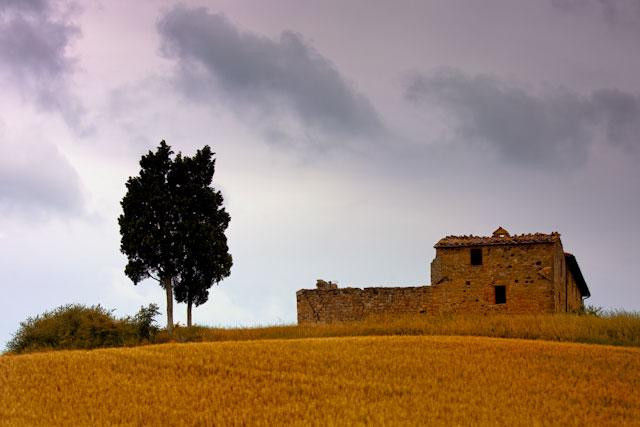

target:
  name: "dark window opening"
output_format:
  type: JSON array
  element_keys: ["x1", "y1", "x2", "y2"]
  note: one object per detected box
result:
[
  {"x1": 495, "y1": 286, "x2": 506, "y2": 304},
  {"x1": 470, "y1": 248, "x2": 483, "y2": 265}
]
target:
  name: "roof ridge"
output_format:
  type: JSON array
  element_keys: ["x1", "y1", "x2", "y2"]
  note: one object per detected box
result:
[{"x1": 435, "y1": 231, "x2": 561, "y2": 248}]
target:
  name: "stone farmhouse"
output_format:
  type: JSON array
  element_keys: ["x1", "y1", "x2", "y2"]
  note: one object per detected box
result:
[{"x1": 296, "y1": 227, "x2": 590, "y2": 324}]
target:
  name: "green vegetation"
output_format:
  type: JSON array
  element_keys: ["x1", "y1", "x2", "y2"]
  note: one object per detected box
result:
[{"x1": 6, "y1": 304, "x2": 160, "y2": 354}]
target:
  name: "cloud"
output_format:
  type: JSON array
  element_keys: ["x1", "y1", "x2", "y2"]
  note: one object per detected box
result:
[
  {"x1": 157, "y1": 5, "x2": 385, "y2": 148},
  {"x1": 0, "y1": 126, "x2": 85, "y2": 218},
  {"x1": 0, "y1": 0, "x2": 51, "y2": 13},
  {"x1": 591, "y1": 88, "x2": 640, "y2": 151},
  {"x1": 551, "y1": 0, "x2": 640, "y2": 28},
  {"x1": 0, "y1": 1, "x2": 87, "y2": 219},
  {"x1": 0, "y1": 0, "x2": 84, "y2": 129},
  {"x1": 405, "y1": 68, "x2": 640, "y2": 168}
]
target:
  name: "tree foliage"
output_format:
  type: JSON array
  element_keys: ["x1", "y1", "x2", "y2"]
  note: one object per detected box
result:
[
  {"x1": 171, "y1": 147, "x2": 232, "y2": 325},
  {"x1": 119, "y1": 141, "x2": 178, "y2": 284},
  {"x1": 118, "y1": 141, "x2": 232, "y2": 331}
]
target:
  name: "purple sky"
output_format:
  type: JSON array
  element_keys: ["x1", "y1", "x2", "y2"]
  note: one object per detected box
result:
[{"x1": 1, "y1": 0, "x2": 639, "y2": 345}]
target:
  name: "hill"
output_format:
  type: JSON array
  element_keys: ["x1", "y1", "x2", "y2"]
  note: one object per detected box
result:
[
  {"x1": 167, "y1": 312, "x2": 640, "y2": 348},
  {"x1": 1, "y1": 335, "x2": 639, "y2": 425}
]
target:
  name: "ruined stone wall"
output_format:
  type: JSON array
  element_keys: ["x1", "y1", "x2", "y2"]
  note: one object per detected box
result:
[
  {"x1": 296, "y1": 241, "x2": 581, "y2": 324},
  {"x1": 296, "y1": 286, "x2": 431, "y2": 324}
]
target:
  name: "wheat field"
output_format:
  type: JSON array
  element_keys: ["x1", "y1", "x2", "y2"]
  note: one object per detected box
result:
[{"x1": 2, "y1": 335, "x2": 640, "y2": 425}]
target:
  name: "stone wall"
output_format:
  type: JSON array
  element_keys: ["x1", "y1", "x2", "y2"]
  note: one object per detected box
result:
[
  {"x1": 296, "y1": 286, "x2": 431, "y2": 324},
  {"x1": 429, "y1": 242, "x2": 559, "y2": 314},
  {"x1": 566, "y1": 267, "x2": 583, "y2": 312},
  {"x1": 297, "y1": 240, "x2": 587, "y2": 324}
]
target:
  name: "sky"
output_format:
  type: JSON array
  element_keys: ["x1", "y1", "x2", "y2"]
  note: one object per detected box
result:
[{"x1": 1, "y1": 0, "x2": 639, "y2": 346}]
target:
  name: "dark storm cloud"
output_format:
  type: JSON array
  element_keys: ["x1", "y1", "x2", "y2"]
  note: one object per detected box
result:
[
  {"x1": 0, "y1": 0, "x2": 84, "y2": 128},
  {"x1": 405, "y1": 68, "x2": 640, "y2": 168},
  {"x1": 157, "y1": 5, "x2": 385, "y2": 146}
]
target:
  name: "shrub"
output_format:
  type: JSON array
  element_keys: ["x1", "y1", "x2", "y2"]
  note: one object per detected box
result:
[
  {"x1": 131, "y1": 303, "x2": 161, "y2": 342},
  {"x1": 579, "y1": 304, "x2": 604, "y2": 317},
  {"x1": 6, "y1": 304, "x2": 161, "y2": 354}
]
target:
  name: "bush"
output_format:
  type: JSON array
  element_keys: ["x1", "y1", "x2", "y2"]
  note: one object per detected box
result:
[
  {"x1": 6, "y1": 304, "x2": 161, "y2": 354},
  {"x1": 579, "y1": 304, "x2": 604, "y2": 317},
  {"x1": 131, "y1": 303, "x2": 161, "y2": 342}
]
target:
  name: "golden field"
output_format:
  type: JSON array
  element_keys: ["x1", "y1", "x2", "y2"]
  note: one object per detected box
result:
[{"x1": 2, "y1": 335, "x2": 640, "y2": 425}]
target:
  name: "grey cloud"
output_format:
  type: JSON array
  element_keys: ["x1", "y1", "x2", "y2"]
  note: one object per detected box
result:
[
  {"x1": 405, "y1": 68, "x2": 640, "y2": 168},
  {"x1": 157, "y1": 5, "x2": 384, "y2": 147},
  {"x1": 0, "y1": 0, "x2": 50, "y2": 14},
  {"x1": 551, "y1": 0, "x2": 640, "y2": 28},
  {"x1": 0, "y1": 0, "x2": 84, "y2": 129},
  {"x1": 592, "y1": 88, "x2": 640, "y2": 151},
  {"x1": 0, "y1": 134, "x2": 85, "y2": 217}
]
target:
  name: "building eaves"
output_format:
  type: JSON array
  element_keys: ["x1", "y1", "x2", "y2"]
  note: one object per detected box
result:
[{"x1": 564, "y1": 253, "x2": 591, "y2": 298}]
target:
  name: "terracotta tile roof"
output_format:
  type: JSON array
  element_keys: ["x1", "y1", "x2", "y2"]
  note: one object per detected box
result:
[{"x1": 434, "y1": 231, "x2": 561, "y2": 248}]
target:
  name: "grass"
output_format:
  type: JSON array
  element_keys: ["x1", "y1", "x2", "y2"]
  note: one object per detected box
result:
[
  {"x1": 162, "y1": 312, "x2": 640, "y2": 348},
  {"x1": 2, "y1": 335, "x2": 639, "y2": 425}
]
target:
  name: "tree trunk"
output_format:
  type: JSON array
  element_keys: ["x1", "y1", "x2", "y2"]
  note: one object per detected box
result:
[
  {"x1": 163, "y1": 277, "x2": 174, "y2": 335},
  {"x1": 187, "y1": 299, "x2": 193, "y2": 328}
]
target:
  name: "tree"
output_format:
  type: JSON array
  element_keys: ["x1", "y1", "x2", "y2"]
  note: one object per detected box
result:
[
  {"x1": 171, "y1": 147, "x2": 232, "y2": 327},
  {"x1": 118, "y1": 141, "x2": 232, "y2": 334},
  {"x1": 119, "y1": 141, "x2": 177, "y2": 334}
]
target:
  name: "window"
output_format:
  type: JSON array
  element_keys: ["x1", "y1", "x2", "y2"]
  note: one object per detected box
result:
[
  {"x1": 495, "y1": 286, "x2": 506, "y2": 304},
  {"x1": 470, "y1": 248, "x2": 483, "y2": 265}
]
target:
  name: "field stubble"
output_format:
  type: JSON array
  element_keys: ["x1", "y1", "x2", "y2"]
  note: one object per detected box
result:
[{"x1": 2, "y1": 335, "x2": 640, "y2": 425}]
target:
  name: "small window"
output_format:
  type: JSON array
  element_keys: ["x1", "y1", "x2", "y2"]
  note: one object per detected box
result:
[
  {"x1": 495, "y1": 286, "x2": 506, "y2": 304},
  {"x1": 470, "y1": 248, "x2": 483, "y2": 265}
]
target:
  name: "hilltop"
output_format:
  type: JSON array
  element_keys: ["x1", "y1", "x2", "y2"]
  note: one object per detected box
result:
[{"x1": 2, "y1": 335, "x2": 639, "y2": 425}]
